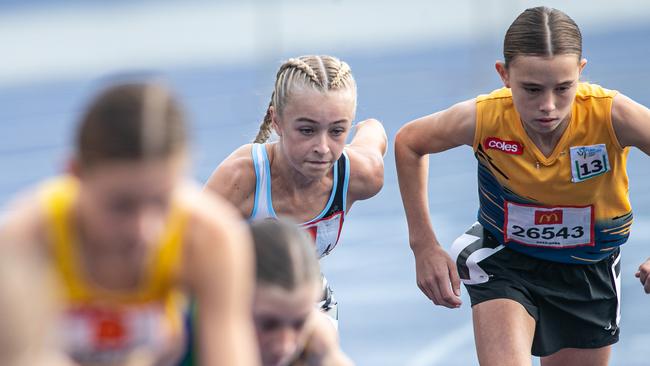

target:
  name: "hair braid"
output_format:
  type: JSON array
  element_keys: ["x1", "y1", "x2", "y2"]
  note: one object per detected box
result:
[
  {"x1": 328, "y1": 60, "x2": 352, "y2": 89},
  {"x1": 285, "y1": 58, "x2": 323, "y2": 87},
  {"x1": 253, "y1": 55, "x2": 357, "y2": 143},
  {"x1": 253, "y1": 92, "x2": 275, "y2": 143}
]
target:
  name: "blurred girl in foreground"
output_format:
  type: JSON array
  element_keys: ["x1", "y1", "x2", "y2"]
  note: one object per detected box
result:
[{"x1": 0, "y1": 80, "x2": 258, "y2": 366}]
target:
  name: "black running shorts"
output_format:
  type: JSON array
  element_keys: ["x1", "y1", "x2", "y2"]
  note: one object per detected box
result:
[{"x1": 451, "y1": 222, "x2": 621, "y2": 357}]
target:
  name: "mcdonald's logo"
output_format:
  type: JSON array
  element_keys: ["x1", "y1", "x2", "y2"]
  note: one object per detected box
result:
[{"x1": 534, "y1": 210, "x2": 563, "y2": 225}]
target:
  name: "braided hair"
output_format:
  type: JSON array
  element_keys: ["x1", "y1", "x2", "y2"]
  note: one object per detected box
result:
[{"x1": 253, "y1": 55, "x2": 356, "y2": 143}]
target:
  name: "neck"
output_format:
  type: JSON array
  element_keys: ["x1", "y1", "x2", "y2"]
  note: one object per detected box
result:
[
  {"x1": 73, "y1": 204, "x2": 144, "y2": 290},
  {"x1": 271, "y1": 143, "x2": 324, "y2": 190}
]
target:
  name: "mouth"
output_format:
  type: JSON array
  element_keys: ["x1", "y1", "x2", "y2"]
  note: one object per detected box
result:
[
  {"x1": 306, "y1": 161, "x2": 330, "y2": 167},
  {"x1": 536, "y1": 117, "x2": 558, "y2": 124}
]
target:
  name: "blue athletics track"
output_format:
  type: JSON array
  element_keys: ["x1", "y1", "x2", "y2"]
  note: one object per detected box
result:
[{"x1": 1, "y1": 1, "x2": 650, "y2": 365}]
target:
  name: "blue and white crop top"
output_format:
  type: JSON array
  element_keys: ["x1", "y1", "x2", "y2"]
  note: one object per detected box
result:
[{"x1": 249, "y1": 143, "x2": 351, "y2": 258}]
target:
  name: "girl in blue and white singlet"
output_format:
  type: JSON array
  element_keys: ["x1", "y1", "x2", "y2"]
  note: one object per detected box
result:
[{"x1": 206, "y1": 55, "x2": 387, "y2": 327}]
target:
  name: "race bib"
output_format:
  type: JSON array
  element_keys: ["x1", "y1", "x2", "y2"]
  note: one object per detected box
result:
[
  {"x1": 504, "y1": 201, "x2": 594, "y2": 248},
  {"x1": 570, "y1": 144, "x2": 610, "y2": 182},
  {"x1": 62, "y1": 304, "x2": 171, "y2": 362},
  {"x1": 302, "y1": 212, "x2": 344, "y2": 258}
]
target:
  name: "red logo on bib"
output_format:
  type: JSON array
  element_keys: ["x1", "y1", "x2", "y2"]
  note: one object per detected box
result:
[
  {"x1": 534, "y1": 210, "x2": 563, "y2": 225},
  {"x1": 485, "y1": 137, "x2": 524, "y2": 155}
]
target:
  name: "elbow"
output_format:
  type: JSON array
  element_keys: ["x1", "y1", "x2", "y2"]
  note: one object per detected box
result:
[
  {"x1": 394, "y1": 122, "x2": 415, "y2": 159},
  {"x1": 369, "y1": 152, "x2": 386, "y2": 196}
]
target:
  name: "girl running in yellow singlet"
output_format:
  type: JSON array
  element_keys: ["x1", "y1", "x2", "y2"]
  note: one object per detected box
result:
[
  {"x1": 0, "y1": 81, "x2": 258, "y2": 366},
  {"x1": 396, "y1": 6, "x2": 650, "y2": 366},
  {"x1": 250, "y1": 219, "x2": 353, "y2": 366},
  {"x1": 206, "y1": 55, "x2": 387, "y2": 326}
]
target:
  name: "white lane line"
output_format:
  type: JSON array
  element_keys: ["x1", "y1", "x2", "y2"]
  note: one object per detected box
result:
[{"x1": 406, "y1": 321, "x2": 474, "y2": 366}]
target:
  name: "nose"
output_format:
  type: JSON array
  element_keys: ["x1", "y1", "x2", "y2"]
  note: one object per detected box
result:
[
  {"x1": 539, "y1": 90, "x2": 556, "y2": 114},
  {"x1": 274, "y1": 326, "x2": 298, "y2": 360},
  {"x1": 312, "y1": 132, "x2": 330, "y2": 156},
  {"x1": 127, "y1": 207, "x2": 157, "y2": 245}
]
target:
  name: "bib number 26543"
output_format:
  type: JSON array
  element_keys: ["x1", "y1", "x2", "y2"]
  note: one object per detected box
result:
[{"x1": 504, "y1": 201, "x2": 594, "y2": 248}]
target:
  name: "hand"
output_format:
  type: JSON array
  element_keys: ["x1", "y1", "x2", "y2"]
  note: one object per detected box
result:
[
  {"x1": 635, "y1": 259, "x2": 650, "y2": 293},
  {"x1": 413, "y1": 244, "x2": 462, "y2": 308}
]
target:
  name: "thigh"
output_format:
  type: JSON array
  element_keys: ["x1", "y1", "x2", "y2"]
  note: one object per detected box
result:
[
  {"x1": 473, "y1": 298, "x2": 536, "y2": 366},
  {"x1": 541, "y1": 346, "x2": 611, "y2": 366}
]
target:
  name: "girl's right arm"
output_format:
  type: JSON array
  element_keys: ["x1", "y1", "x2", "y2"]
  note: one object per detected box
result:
[{"x1": 394, "y1": 99, "x2": 476, "y2": 309}]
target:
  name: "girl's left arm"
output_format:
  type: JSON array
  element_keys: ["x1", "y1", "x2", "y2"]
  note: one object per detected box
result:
[{"x1": 611, "y1": 93, "x2": 650, "y2": 293}]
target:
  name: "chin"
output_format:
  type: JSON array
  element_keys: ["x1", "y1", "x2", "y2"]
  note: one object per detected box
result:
[
  {"x1": 302, "y1": 168, "x2": 329, "y2": 179},
  {"x1": 264, "y1": 356, "x2": 290, "y2": 366}
]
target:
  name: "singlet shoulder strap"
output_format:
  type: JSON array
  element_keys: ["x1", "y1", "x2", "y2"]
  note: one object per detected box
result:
[
  {"x1": 316, "y1": 150, "x2": 350, "y2": 219},
  {"x1": 41, "y1": 177, "x2": 89, "y2": 301},
  {"x1": 331, "y1": 150, "x2": 350, "y2": 214},
  {"x1": 249, "y1": 143, "x2": 275, "y2": 220},
  {"x1": 145, "y1": 202, "x2": 188, "y2": 301},
  {"x1": 340, "y1": 149, "x2": 351, "y2": 212}
]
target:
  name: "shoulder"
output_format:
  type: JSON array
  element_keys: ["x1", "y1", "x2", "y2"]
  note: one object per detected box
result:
[
  {"x1": 611, "y1": 92, "x2": 650, "y2": 151},
  {"x1": 476, "y1": 87, "x2": 512, "y2": 104},
  {"x1": 344, "y1": 140, "x2": 385, "y2": 204},
  {"x1": 176, "y1": 181, "x2": 252, "y2": 286},
  {"x1": 0, "y1": 184, "x2": 49, "y2": 255},
  {"x1": 178, "y1": 181, "x2": 247, "y2": 242},
  {"x1": 204, "y1": 143, "x2": 258, "y2": 216},
  {"x1": 574, "y1": 82, "x2": 617, "y2": 100},
  {"x1": 396, "y1": 98, "x2": 476, "y2": 154}
]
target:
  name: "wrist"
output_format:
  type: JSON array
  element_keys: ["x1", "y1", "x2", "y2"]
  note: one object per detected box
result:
[{"x1": 409, "y1": 237, "x2": 442, "y2": 255}]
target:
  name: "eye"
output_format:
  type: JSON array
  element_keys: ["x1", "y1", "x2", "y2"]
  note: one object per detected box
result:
[
  {"x1": 148, "y1": 196, "x2": 170, "y2": 211},
  {"x1": 330, "y1": 128, "x2": 346, "y2": 136},
  {"x1": 555, "y1": 86, "x2": 571, "y2": 93},
  {"x1": 258, "y1": 318, "x2": 281, "y2": 332},
  {"x1": 292, "y1": 319, "x2": 307, "y2": 331},
  {"x1": 524, "y1": 87, "x2": 541, "y2": 94},
  {"x1": 108, "y1": 197, "x2": 136, "y2": 214},
  {"x1": 298, "y1": 127, "x2": 314, "y2": 136}
]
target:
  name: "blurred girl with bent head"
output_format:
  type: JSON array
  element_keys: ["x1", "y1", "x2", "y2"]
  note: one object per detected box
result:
[
  {"x1": 250, "y1": 219, "x2": 353, "y2": 366},
  {"x1": 0, "y1": 81, "x2": 258, "y2": 366}
]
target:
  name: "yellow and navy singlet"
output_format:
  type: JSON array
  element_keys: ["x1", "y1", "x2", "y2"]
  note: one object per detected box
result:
[
  {"x1": 41, "y1": 177, "x2": 188, "y2": 365},
  {"x1": 249, "y1": 143, "x2": 350, "y2": 259},
  {"x1": 473, "y1": 83, "x2": 632, "y2": 264}
]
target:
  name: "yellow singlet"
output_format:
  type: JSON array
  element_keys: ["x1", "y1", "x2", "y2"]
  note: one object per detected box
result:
[
  {"x1": 473, "y1": 83, "x2": 632, "y2": 263},
  {"x1": 40, "y1": 176, "x2": 188, "y2": 364}
]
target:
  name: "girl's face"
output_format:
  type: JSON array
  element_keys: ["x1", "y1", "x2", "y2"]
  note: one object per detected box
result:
[
  {"x1": 272, "y1": 88, "x2": 355, "y2": 180},
  {"x1": 496, "y1": 54, "x2": 587, "y2": 137},
  {"x1": 72, "y1": 157, "x2": 185, "y2": 253},
  {"x1": 253, "y1": 283, "x2": 320, "y2": 366}
]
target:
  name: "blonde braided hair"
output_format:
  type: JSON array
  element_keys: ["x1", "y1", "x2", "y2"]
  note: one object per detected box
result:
[{"x1": 253, "y1": 55, "x2": 356, "y2": 143}]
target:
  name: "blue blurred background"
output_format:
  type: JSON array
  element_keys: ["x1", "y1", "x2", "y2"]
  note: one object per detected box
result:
[{"x1": 2, "y1": 1, "x2": 650, "y2": 364}]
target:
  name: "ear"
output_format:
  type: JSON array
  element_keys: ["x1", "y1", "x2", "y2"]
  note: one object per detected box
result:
[
  {"x1": 495, "y1": 61, "x2": 510, "y2": 88},
  {"x1": 66, "y1": 157, "x2": 82, "y2": 178},
  {"x1": 270, "y1": 106, "x2": 282, "y2": 137},
  {"x1": 578, "y1": 58, "x2": 588, "y2": 74}
]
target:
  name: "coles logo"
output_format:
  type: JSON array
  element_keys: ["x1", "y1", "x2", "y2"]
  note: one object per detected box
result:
[{"x1": 485, "y1": 137, "x2": 524, "y2": 155}]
